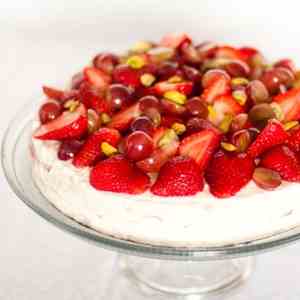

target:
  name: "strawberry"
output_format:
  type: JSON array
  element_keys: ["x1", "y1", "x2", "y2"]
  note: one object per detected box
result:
[
  {"x1": 179, "y1": 129, "x2": 221, "y2": 171},
  {"x1": 137, "y1": 128, "x2": 179, "y2": 172},
  {"x1": 154, "y1": 81, "x2": 193, "y2": 96},
  {"x1": 108, "y1": 103, "x2": 141, "y2": 131},
  {"x1": 209, "y1": 95, "x2": 244, "y2": 125},
  {"x1": 273, "y1": 87, "x2": 300, "y2": 122},
  {"x1": 90, "y1": 155, "x2": 150, "y2": 194},
  {"x1": 73, "y1": 127, "x2": 121, "y2": 168},
  {"x1": 260, "y1": 145, "x2": 300, "y2": 182},
  {"x1": 42, "y1": 86, "x2": 79, "y2": 103},
  {"x1": 247, "y1": 119, "x2": 288, "y2": 158},
  {"x1": 151, "y1": 156, "x2": 204, "y2": 196},
  {"x1": 83, "y1": 67, "x2": 111, "y2": 90},
  {"x1": 160, "y1": 33, "x2": 191, "y2": 49},
  {"x1": 34, "y1": 104, "x2": 87, "y2": 140},
  {"x1": 238, "y1": 47, "x2": 259, "y2": 62},
  {"x1": 205, "y1": 151, "x2": 255, "y2": 198},
  {"x1": 79, "y1": 82, "x2": 109, "y2": 113},
  {"x1": 201, "y1": 71, "x2": 231, "y2": 104},
  {"x1": 113, "y1": 64, "x2": 141, "y2": 88},
  {"x1": 160, "y1": 115, "x2": 183, "y2": 128},
  {"x1": 286, "y1": 127, "x2": 300, "y2": 152}
]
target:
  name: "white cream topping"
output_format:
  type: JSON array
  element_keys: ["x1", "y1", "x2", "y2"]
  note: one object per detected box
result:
[{"x1": 31, "y1": 136, "x2": 300, "y2": 247}]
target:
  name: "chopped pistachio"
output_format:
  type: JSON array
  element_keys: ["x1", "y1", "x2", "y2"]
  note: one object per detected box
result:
[
  {"x1": 64, "y1": 100, "x2": 79, "y2": 112},
  {"x1": 172, "y1": 122, "x2": 186, "y2": 135},
  {"x1": 100, "y1": 113, "x2": 111, "y2": 125},
  {"x1": 147, "y1": 47, "x2": 175, "y2": 63},
  {"x1": 232, "y1": 90, "x2": 247, "y2": 106},
  {"x1": 140, "y1": 73, "x2": 156, "y2": 87},
  {"x1": 101, "y1": 142, "x2": 118, "y2": 157},
  {"x1": 126, "y1": 55, "x2": 145, "y2": 69},
  {"x1": 163, "y1": 91, "x2": 187, "y2": 105},
  {"x1": 270, "y1": 103, "x2": 284, "y2": 121},
  {"x1": 219, "y1": 114, "x2": 233, "y2": 133},
  {"x1": 284, "y1": 121, "x2": 299, "y2": 131},
  {"x1": 158, "y1": 129, "x2": 177, "y2": 148},
  {"x1": 231, "y1": 77, "x2": 249, "y2": 87},
  {"x1": 208, "y1": 105, "x2": 217, "y2": 121},
  {"x1": 221, "y1": 142, "x2": 237, "y2": 152},
  {"x1": 168, "y1": 75, "x2": 183, "y2": 83}
]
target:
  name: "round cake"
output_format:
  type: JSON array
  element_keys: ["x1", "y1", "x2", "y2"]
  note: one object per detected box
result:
[{"x1": 31, "y1": 33, "x2": 300, "y2": 247}]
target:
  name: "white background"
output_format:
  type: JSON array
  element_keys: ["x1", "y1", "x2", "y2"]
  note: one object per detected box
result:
[{"x1": 1, "y1": 1, "x2": 300, "y2": 299}]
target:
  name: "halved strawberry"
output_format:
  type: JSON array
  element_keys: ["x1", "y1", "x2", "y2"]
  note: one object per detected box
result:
[
  {"x1": 209, "y1": 95, "x2": 244, "y2": 125},
  {"x1": 73, "y1": 127, "x2": 121, "y2": 168},
  {"x1": 79, "y1": 82, "x2": 109, "y2": 113},
  {"x1": 34, "y1": 104, "x2": 87, "y2": 140},
  {"x1": 42, "y1": 86, "x2": 79, "y2": 103},
  {"x1": 201, "y1": 70, "x2": 231, "y2": 104},
  {"x1": 260, "y1": 145, "x2": 300, "y2": 182},
  {"x1": 83, "y1": 67, "x2": 111, "y2": 90},
  {"x1": 273, "y1": 87, "x2": 300, "y2": 122},
  {"x1": 205, "y1": 151, "x2": 255, "y2": 198},
  {"x1": 90, "y1": 155, "x2": 150, "y2": 194},
  {"x1": 108, "y1": 103, "x2": 141, "y2": 131},
  {"x1": 154, "y1": 81, "x2": 193, "y2": 96},
  {"x1": 151, "y1": 156, "x2": 204, "y2": 196},
  {"x1": 179, "y1": 129, "x2": 221, "y2": 171},
  {"x1": 160, "y1": 33, "x2": 191, "y2": 49},
  {"x1": 137, "y1": 128, "x2": 179, "y2": 172},
  {"x1": 112, "y1": 64, "x2": 141, "y2": 88},
  {"x1": 286, "y1": 127, "x2": 300, "y2": 152},
  {"x1": 247, "y1": 119, "x2": 288, "y2": 158}
]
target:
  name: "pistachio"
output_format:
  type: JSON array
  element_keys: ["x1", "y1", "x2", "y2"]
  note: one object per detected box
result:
[
  {"x1": 158, "y1": 129, "x2": 178, "y2": 148},
  {"x1": 126, "y1": 55, "x2": 145, "y2": 69},
  {"x1": 270, "y1": 102, "x2": 284, "y2": 121},
  {"x1": 284, "y1": 121, "x2": 299, "y2": 131},
  {"x1": 168, "y1": 75, "x2": 183, "y2": 83},
  {"x1": 249, "y1": 103, "x2": 276, "y2": 128},
  {"x1": 231, "y1": 77, "x2": 249, "y2": 87},
  {"x1": 140, "y1": 73, "x2": 156, "y2": 87},
  {"x1": 163, "y1": 91, "x2": 187, "y2": 105},
  {"x1": 64, "y1": 100, "x2": 80, "y2": 112},
  {"x1": 231, "y1": 129, "x2": 251, "y2": 153},
  {"x1": 131, "y1": 41, "x2": 153, "y2": 53},
  {"x1": 231, "y1": 113, "x2": 248, "y2": 132},
  {"x1": 172, "y1": 122, "x2": 186, "y2": 135},
  {"x1": 101, "y1": 142, "x2": 118, "y2": 157},
  {"x1": 219, "y1": 114, "x2": 233, "y2": 133},
  {"x1": 148, "y1": 47, "x2": 175, "y2": 63},
  {"x1": 100, "y1": 113, "x2": 111, "y2": 125},
  {"x1": 221, "y1": 142, "x2": 237, "y2": 152},
  {"x1": 232, "y1": 89, "x2": 248, "y2": 106}
]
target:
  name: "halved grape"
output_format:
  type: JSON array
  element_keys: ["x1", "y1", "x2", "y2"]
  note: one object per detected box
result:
[
  {"x1": 139, "y1": 95, "x2": 161, "y2": 111},
  {"x1": 186, "y1": 97, "x2": 208, "y2": 118},
  {"x1": 58, "y1": 140, "x2": 84, "y2": 161},
  {"x1": 107, "y1": 84, "x2": 132, "y2": 111},
  {"x1": 131, "y1": 116, "x2": 154, "y2": 135},
  {"x1": 39, "y1": 101, "x2": 62, "y2": 124},
  {"x1": 125, "y1": 131, "x2": 154, "y2": 161},
  {"x1": 93, "y1": 53, "x2": 119, "y2": 74}
]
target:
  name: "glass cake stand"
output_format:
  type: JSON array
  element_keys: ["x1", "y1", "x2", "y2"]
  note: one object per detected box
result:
[{"x1": 3, "y1": 100, "x2": 300, "y2": 299}]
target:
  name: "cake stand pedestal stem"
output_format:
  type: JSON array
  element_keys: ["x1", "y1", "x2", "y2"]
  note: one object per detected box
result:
[{"x1": 118, "y1": 254, "x2": 255, "y2": 297}]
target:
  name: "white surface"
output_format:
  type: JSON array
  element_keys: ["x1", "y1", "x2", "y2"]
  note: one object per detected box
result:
[{"x1": 2, "y1": 1, "x2": 300, "y2": 299}]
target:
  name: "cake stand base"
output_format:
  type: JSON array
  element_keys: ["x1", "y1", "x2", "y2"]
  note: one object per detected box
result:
[{"x1": 104, "y1": 254, "x2": 255, "y2": 299}]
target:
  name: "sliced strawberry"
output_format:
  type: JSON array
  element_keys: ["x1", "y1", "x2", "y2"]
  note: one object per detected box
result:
[
  {"x1": 273, "y1": 87, "x2": 300, "y2": 122},
  {"x1": 160, "y1": 115, "x2": 183, "y2": 128},
  {"x1": 90, "y1": 155, "x2": 150, "y2": 194},
  {"x1": 260, "y1": 145, "x2": 300, "y2": 182},
  {"x1": 205, "y1": 151, "x2": 255, "y2": 198},
  {"x1": 160, "y1": 33, "x2": 191, "y2": 49},
  {"x1": 34, "y1": 104, "x2": 87, "y2": 140},
  {"x1": 209, "y1": 95, "x2": 244, "y2": 125},
  {"x1": 238, "y1": 47, "x2": 259, "y2": 62},
  {"x1": 42, "y1": 86, "x2": 79, "y2": 102},
  {"x1": 79, "y1": 82, "x2": 109, "y2": 113},
  {"x1": 151, "y1": 156, "x2": 204, "y2": 196},
  {"x1": 247, "y1": 120, "x2": 288, "y2": 158},
  {"x1": 73, "y1": 127, "x2": 121, "y2": 168},
  {"x1": 137, "y1": 128, "x2": 179, "y2": 172},
  {"x1": 201, "y1": 70, "x2": 231, "y2": 104},
  {"x1": 154, "y1": 81, "x2": 193, "y2": 96},
  {"x1": 108, "y1": 103, "x2": 141, "y2": 131},
  {"x1": 286, "y1": 127, "x2": 300, "y2": 152},
  {"x1": 179, "y1": 129, "x2": 221, "y2": 171},
  {"x1": 83, "y1": 67, "x2": 111, "y2": 90},
  {"x1": 112, "y1": 64, "x2": 141, "y2": 88}
]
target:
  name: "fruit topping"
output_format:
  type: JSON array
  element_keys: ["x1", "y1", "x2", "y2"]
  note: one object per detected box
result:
[
  {"x1": 151, "y1": 156, "x2": 204, "y2": 196},
  {"x1": 252, "y1": 167, "x2": 282, "y2": 190},
  {"x1": 58, "y1": 139, "x2": 84, "y2": 161},
  {"x1": 90, "y1": 155, "x2": 150, "y2": 194},
  {"x1": 39, "y1": 101, "x2": 62, "y2": 124}
]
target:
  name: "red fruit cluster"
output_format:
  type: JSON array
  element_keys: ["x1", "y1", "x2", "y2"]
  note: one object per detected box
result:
[{"x1": 34, "y1": 33, "x2": 300, "y2": 197}]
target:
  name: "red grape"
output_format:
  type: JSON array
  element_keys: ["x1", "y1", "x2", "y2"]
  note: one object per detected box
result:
[
  {"x1": 71, "y1": 72, "x2": 84, "y2": 90},
  {"x1": 161, "y1": 99, "x2": 186, "y2": 116},
  {"x1": 156, "y1": 61, "x2": 180, "y2": 80},
  {"x1": 186, "y1": 97, "x2": 208, "y2": 118},
  {"x1": 107, "y1": 84, "x2": 132, "y2": 111},
  {"x1": 93, "y1": 53, "x2": 119, "y2": 74},
  {"x1": 186, "y1": 117, "x2": 216, "y2": 134},
  {"x1": 125, "y1": 131, "x2": 154, "y2": 161},
  {"x1": 58, "y1": 140, "x2": 84, "y2": 161},
  {"x1": 39, "y1": 101, "x2": 62, "y2": 124},
  {"x1": 139, "y1": 95, "x2": 161, "y2": 111},
  {"x1": 131, "y1": 116, "x2": 154, "y2": 135},
  {"x1": 182, "y1": 65, "x2": 202, "y2": 82}
]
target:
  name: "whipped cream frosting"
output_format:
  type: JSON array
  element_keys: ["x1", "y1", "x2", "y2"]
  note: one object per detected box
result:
[{"x1": 31, "y1": 130, "x2": 300, "y2": 247}]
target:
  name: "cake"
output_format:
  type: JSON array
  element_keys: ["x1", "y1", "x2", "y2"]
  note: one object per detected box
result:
[{"x1": 31, "y1": 33, "x2": 300, "y2": 246}]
